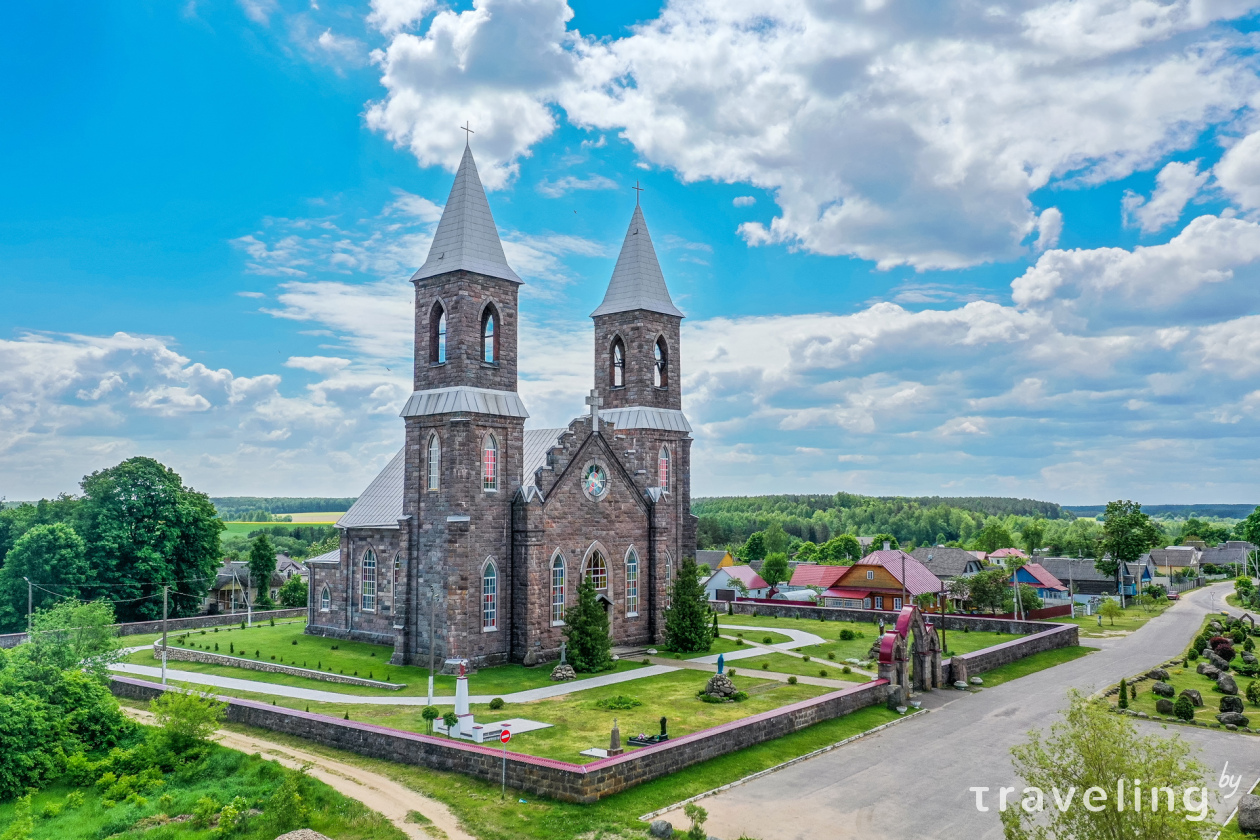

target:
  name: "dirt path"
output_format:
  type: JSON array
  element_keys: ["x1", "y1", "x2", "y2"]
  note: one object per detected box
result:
[{"x1": 122, "y1": 708, "x2": 472, "y2": 840}]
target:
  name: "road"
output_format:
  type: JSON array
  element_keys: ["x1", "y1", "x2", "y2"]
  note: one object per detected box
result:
[{"x1": 656, "y1": 582, "x2": 1259, "y2": 840}]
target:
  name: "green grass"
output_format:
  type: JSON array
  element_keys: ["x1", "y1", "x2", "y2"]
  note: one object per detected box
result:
[
  {"x1": 201, "y1": 703, "x2": 904, "y2": 840},
  {"x1": 735, "y1": 652, "x2": 870, "y2": 681},
  {"x1": 0, "y1": 738, "x2": 403, "y2": 840},
  {"x1": 124, "y1": 620, "x2": 646, "y2": 697},
  {"x1": 1053, "y1": 600, "x2": 1173, "y2": 638},
  {"x1": 719, "y1": 613, "x2": 1021, "y2": 661},
  {"x1": 702, "y1": 629, "x2": 794, "y2": 657},
  {"x1": 1219, "y1": 777, "x2": 1260, "y2": 840},
  {"x1": 973, "y1": 645, "x2": 1099, "y2": 687}
]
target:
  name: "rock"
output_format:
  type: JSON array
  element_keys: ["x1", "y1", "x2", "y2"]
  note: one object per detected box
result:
[
  {"x1": 649, "y1": 819, "x2": 674, "y2": 838},
  {"x1": 1136, "y1": 711, "x2": 1149, "y2": 718},
  {"x1": 1210, "y1": 620, "x2": 1224, "y2": 633},
  {"x1": 969, "y1": 677, "x2": 983, "y2": 685},
  {"x1": 1196, "y1": 661, "x2": 1212, "y2": 675},
  {"x1": 1228, "y1": 724, "x2": 1239, "y2": 731},
  {"x1": 1151, "y1": 681, "x2": 1175, "y2": 698},
  {"x1": 703, "y1": 673, "x2": 739, "y2": 699},
  {"x1": 1209, "y1": 652, "x2": 1232, "y2": 672},
  {"x1": 275, "y1": 832, "x2": 334, "y2": 840},
  {"x1": 550, "y1": 664, "x2": 576, "y2": 682},
  {"x1": 1218, "y1": 673, "x2": 1240, "y2": 695},
  {"x1": 1202, "y1": 665, "x2": 1221, "y2": 680},
  {"x1": 1216, "y1": 711, "x2": 1250, "y2": 728},
  {"x1": 1179, "y1": 689, "x2": 1204, "y2": 707},
  {"x1": 1221, "y1": 695, "x2": 1244, "y2": 713},
  {"x1": 1146, "y1": 668, "x2": 1170, "y2": 681},
  {"x1": 1244, "y1": 653, "x2": 1258, "y2": 665},
  {"x1": 1238, "y1": 794, "x2": 1260, "y2": 835},
  {"x1": 1155, "y1": 698, "x2": 1175, "y2": 715},
  {"x1": 954, "y1": 681, "x2": 969, "y2": 689}
]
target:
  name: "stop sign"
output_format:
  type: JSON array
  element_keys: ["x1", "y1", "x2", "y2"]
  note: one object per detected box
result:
[{"x1": 500, "y1": 729, "x2": 511, "y2": 744}]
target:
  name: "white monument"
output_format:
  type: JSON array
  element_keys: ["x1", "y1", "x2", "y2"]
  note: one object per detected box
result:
[{"x1": 455, "y1": 661, "x2": 474, "y2": 737}]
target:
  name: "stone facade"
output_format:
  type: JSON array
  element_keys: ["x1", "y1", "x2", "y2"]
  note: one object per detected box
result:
[
  {"x1": 151, "y1": 644, "x2": 404, "y2": 689},
  {"x1": 307, "y1": 147, "x2": 697, "y2": 668}
]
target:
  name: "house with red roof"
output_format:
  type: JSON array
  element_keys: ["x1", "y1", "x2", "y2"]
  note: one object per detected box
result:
[
  {"x1": 1011, "y1": 562, "x2": 1068, "y2": 602},
  {"x1": 820, "y1": 550, "x2": 944, "y2": 611},
  {"x1": 788, "y1": 564, "x2": 848, "y2": 590},
  {"x1": 704, "y1": 565, "x2": 771, "y2": 600},
  {"x1": 989, "y1": 547, "x2": 1028, "y2": 561}
]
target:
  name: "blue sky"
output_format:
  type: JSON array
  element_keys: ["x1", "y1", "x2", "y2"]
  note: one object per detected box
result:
[{"x1": 4, "y1": 0, "x2": 1260, "y2": 504}]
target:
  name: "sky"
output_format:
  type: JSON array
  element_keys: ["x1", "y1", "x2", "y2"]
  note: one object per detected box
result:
[{"x1": 4, "y1": 0, "x2": 1260, "y2": 505}]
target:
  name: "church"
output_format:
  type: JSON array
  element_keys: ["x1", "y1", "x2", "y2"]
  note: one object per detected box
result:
[{"x1": 306, "y1": 141, "x2": 697, "y2": 667}]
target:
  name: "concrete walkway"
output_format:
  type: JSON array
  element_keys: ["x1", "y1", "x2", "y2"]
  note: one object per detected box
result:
[
  {"x1": 109, "y1": 660, "x2": 681, "y2": 705},
  {"x1": 689, "y1": 624, "x2": 828, "y2": 664}
]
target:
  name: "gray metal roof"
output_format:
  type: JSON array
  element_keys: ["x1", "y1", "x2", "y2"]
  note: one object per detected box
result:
[
  {"x1": 591, "y1": 204, "x2": 683, "y2": 318},
  {"x1": 600, "y1": 405, "x2": 691, "y2": 433},
  {"x1": 306, "y1": 548, "x2": 341, "y2": 565},
  {"x1": 400, "y1": 386, "x2": 530, "y2": 418},
  {"x1": 411, "y1": 145, "x2": 522, "y2": 285},
  {"x1": 523, "y1": 428, "x2": 565, "y2": 485},
  {"x1": 337, "y1": 448, "x2": 406, "y2": 530},
  {"x1": 909, "y1": 547, "x2": 984, "y2": 578},
  {"x1": 1037, "y1": 556, "x2": 1114, "y2": 583}
]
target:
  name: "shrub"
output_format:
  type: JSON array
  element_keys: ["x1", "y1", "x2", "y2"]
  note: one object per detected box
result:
[
  {"x1": 63, "y1": 791, "x2": 85, "y2": 810},
  {"x1": 763, "y1": 637, "x2": 772, "y2": 644},
  {"x1": 292, "y1": 639, "x2": 298, "y2": 645},
  {"x1": 1246, "y1": 637, "x2": 1255, "y2": 653},
  {"x1": 802, "y1": 655, "x2": 811, "y2": 662},
  {"x1": 1173, "y1": 694, "x2": 1195, "y2": 721},
  {"x1": 442, "y1": 711, "x2": 458, "y2": 730},
  {"x1": 1216, "y1": 644, "x2": 1236, "y2": 662},
  {"x1": 1232, "y1": 628, "x2": 1247, "y2": 644},
  {"x1": 1117, "y1": 679, "x2": 1128, "y2": 710},
  {"x1": 40, "y1": 802, "x2": 62, "y2": 819},
  {"x1": 819, "y1": 669, "x2": 828, "y2": 677},
  {"x1": 1247, "y1": 680, "x2": 1260, "y2": 707},
  {"x1": 265, "y1": 773, "x2": 309, "y2": 834},
  {"x1": 1187, "y1": 649, "x2": 1199, "y2": 661},
  {"x1": 762, "y1": 663, "x2": 769, "y2": 670},
  {"x1": 192, "y1": 796, "x2": 220, "y2": 828},
  {"x1": 489, "y1": 697, "x2": 505, "y2": 710},
  {"x1": 735, "y1": 638, "x2": 744, "y2": 646},
  {"x1": 839, "y1": 629, "x2": 856, "y2": 641},
  {"x1": 788, "y1": 676, "x2": 797, "y2": 685},
  {"x1": 149, "y1": 689, "x2": 226, "y2": 757},
  {"x1": 827, "y1": 652, "x2": 836, "y2": 660},
  {"x1": 1209, "y1": 635, "x2": 1231, "y2": 651},
  {"x1": 842, "y1": 666, "x2": 852, "y2": 674}
]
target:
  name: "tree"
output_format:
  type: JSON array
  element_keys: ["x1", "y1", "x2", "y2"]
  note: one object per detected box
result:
[
  {"x1": 1174, "y1": 693, "x2": 1196, "y2": 721},
  {"x1": 1117, "y1": 678, "x2": 1128, "y2": 709},
  {"x1": 794, "y1": 541, "x2": 819, "y2": 563},
  {"x1": 973, "y1": 522, "x2": 1014, "y2": 553},
  {"x1": 968, "y1": 568, "x2": 1010, "y2": 614},
  {"x1": 760, "y1": 552, "x2": 790, "y2": 589},
  {"x1": 663, "y1": 559, "x2": 715, "y2": 653},
  {"x1": 149, "y1": 689, "x2": 226, "y2": 756},
  {"x1": 248, "y1": 533, "x2": 278, "y2": 608},
  {"x1": 683, "y1": 803, "x2": 709, "y2": 840},
  {"x1": 77, "y1": 457, "x2": 223, "y2": 621},
  {"x1": 277, "y1": 575, "x2": 308, "y2": 608},
  {"x1": 1003, "y1": 584, "x2": 1043, "y2": 616},
  {"x1": 913, "y1": 592, "x2": 937, "y2": 611},
  {"x1": 1099, "y1": 599, "x2": 1123, "y2": 625},
  {"x1": 1098, "y1": 500, "x2": 1162, "y2": 578},
  {"x1": 1240, "y1": 506, "x2": 1260, "y2": 551},
  {"x1": 820, "y1": 534, "x2": 862, "y2": 564},
  {"x1": 1022, "y1": 518, "x2": 1046, "y2": 557},
  {"x1": 442, "y1": 710, "x2": 458, "y2": 731},
  {"x1": 867, "y1": 533, "x2": 899, "y2": 553},
  {"x1": 1000, "y1": 691, "x2": 1215, "y2": 840},
  {"x1": 762, "y1": 522, "x2": 789, "y2": 555},
  {"x1": 740, "y1": 532, "x2": 767, "y2": 563},
  {"x1": 0, "y1": 523, "x2": 89, "y2": 632},
  {"x1": 564, "y1": 573, "x2": 613, "y2": 671},
  {"x1": 28, "y1": 598, "x2": 122, "y2": 680},
  {"x1": 421, "y1": 706, "x2": 440, "y2": 734}
]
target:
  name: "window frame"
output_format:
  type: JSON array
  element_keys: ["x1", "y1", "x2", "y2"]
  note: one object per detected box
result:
[
  {"x1": 625, "y1": 548, "x2": 639, "y2": 617},
  {"x1": 482, "y1": 561, "x2": 498, "y2": 631},
  {"x1": 610, "y1": 336, "x2": 626, "y2": 388},
  {"x1": 482, "y1": 433, "x2": 498, "y2": 492},
  {"x1": 430, "y1": 301, "x2": 447, "y2": 365},
  {"x1": 361, "y1": 550, "x2": 377, "y2": 612},
  {"x1": 320, "y1": 586, "x2": 331, "y2": 612},
  {"x1": 653, "y1": 337, "x2": 668, "y2": 388},
  {"x1": 550, "y1": 554, "x2": 566, "y2": 625},
  {"x1": 427, "y1": 433, "x2": 441, "y2": 491},
  {"x1": 481, "y1": 304, "x2": 498, "y2": 364},
  {"x1": 657, "y1": 445, "x2": 670, "y2": 490},
  {"x1": 585, "y1": 551, "x2": 608, "y2": 591}
]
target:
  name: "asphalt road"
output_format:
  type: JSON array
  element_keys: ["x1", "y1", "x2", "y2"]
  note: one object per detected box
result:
[{"x1": 658, "y1": 582, "x2": 1259, "y2": 840}]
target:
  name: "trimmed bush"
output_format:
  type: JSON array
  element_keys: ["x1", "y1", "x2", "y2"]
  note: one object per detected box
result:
[
  {"x1": 787, "y1": 676, "x2": 797, "y2": 685},
  {"x1": 1173, "y1": 694, "x2": 1195, "y2": 721},
  {"x1": 839, "y1": 629, "x2": 856, "y2": 641},
  {"x1": 488, "y1": 697, "x2": 505, "y2": 710}
]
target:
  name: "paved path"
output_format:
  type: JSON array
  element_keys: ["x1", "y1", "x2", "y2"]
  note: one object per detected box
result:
[
  {"x1": 121, "y1": 706, "x2": 471, "y2": 840},
  {"x1": 657, "y1": 582, "x2": 1260, "y2": 840},
  {"x1": 689, "y1": 624, "x2": 827, "y2": 664},
  {"x1": 109, "y1": 660, "x2": 681, "y2": 705}
]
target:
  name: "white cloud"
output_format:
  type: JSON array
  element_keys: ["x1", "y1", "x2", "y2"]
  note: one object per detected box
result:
[
  {"x1": 238, "y1": 0, "x2": 277, "y2": 25},
  {"x1": 316, "y1": 29, "x2": 365, "y2": 63},
  {"x1": 367, "y1": 0, "x2": 436, "y2": 35},
  {"x1": 1034, "y1": 208, "x2": 1063, "y2": 252},
  {"x1": 536, "y1": 174, "x2": 618, "y2": 197},
  {"x1": 733, "y1": 196, "x2": 756, "y2": 208},
  {"x1": 1122, "y1": 160, "x2": 1209, "y2": 233},
  {"x1": 1215, "y1": 129, "x2": 1260, "y2": 210}
]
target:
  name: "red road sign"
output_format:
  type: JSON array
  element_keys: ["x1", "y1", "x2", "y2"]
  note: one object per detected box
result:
[{"x1": 500, "y1": 729, "x2": 511, "y2": 744}]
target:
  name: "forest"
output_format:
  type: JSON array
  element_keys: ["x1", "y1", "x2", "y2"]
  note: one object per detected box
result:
[{"x1": 210, "y1": 497, "x2": 355, "y2": 520}]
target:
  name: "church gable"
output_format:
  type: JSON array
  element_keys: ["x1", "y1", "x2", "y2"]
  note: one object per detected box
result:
[{"x1": 539, "y1": 426, "x2": 648, "y2": 517}]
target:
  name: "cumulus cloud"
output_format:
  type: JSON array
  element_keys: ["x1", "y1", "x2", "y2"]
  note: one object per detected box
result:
[
  {"x1": 733, "y1": 196, "x2": 756, "y2": 208},
  {"x1": 536, "y1": 174, "x2": 617, "y2": 197},
  {"x1": 367, "y1": 0, "x2": 436, "y2": 35},
  {"x1": 1122, "y1": 160, "x2": 1209, "y2": 233},
  {"x1": 1215, "y1": 129, "x2": 1260, "y2": 210}
]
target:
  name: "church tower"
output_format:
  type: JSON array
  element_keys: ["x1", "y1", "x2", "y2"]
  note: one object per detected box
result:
[{"x1": 398, "y1": 141, "x2": 528, "y2": 667}]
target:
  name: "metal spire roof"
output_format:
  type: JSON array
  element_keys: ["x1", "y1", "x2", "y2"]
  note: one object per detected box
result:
[
  {"x1": 591, "y1": 204, "x2": 683, "y2": 318},
  {"x1": 411, "y1": 144, "x2": 522, "y2": 285}
]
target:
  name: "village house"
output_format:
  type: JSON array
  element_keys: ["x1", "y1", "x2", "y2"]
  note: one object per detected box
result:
[
  {"x1": 1200, "y1": 540, "x2": 1256, "y2": 574},
  {"x1": 1149, "y1": 545, "x2": 1200, "y2": 576},
  {"x1": 818, "y1": 549, "x2": 943, "y2": 610},
  {"x1": 909, "y1": 546, "x2": 986, "y2": 581},
  {"x1": 704, "y1": 565, "x2": 770, "y2": 600},
  {"x1": 1009, "y1": 562, "x2": 1069, "y2": 603},
  {"x1": 695, "y1": 549, "x2": 736, "y2": 576}
]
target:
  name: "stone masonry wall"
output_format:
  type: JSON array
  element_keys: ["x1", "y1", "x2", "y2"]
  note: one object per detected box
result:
[
  {"x1": 721, "y1": 600, "x2": 1071, "y2": 636},
  {"x1": 0, "y1": 609, "x2": 305, "y2": 649},
  {"x1": 593, "y1": 309, "x2": 682, "y2": 411},
  {"x1": 946, "y1": 623, "x2": 1079, "y2": 684},
  {"x1": 110, "y1": 675, "x2": 888, "y2": 803},
  {"x1": 151, "y1": 644, "x2": 404, "y2": 690}
]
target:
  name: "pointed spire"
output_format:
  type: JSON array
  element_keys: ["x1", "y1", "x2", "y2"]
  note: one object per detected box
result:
[
  {"x1": 591, "y1": 204, "x2": 683, "y2": 318},
  {"x1": 412, "y1": 145, "x2": 522, "y2": 284}
]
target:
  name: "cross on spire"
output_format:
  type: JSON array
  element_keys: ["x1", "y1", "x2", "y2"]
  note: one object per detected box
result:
[
  {"x1": 585, "y1": 388, "x2": 603, "y2": 431},
  {"x1": 632, "y1": 180, "x2": 643, "y2": 206},
  {"x1": 461, "y1": 121, "x2": 474, "y2": 146}
]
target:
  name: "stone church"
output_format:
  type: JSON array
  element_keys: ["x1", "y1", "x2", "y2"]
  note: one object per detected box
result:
[{"x1": 307, "y1": 142, "x2": 697, "y2": 667}]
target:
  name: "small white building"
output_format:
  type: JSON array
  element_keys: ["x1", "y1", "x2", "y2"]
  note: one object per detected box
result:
[{"x1": 704, "y1": 566, "x2": 770, "y2": 600}]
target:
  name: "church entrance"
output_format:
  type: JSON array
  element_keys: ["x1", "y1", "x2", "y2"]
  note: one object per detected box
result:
[{"x1": 585, "y1": 551, "x2": 612, "y2": 620}]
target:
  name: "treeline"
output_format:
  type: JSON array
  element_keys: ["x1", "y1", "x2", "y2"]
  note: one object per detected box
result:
[
  {"x1": 222, "y1": 525, "x2": 338, "y2": 563},
  {"x1": 1065, "y1": 503, "x2": 1255, "y2": 519},
  {"x1": 211, "y1": 497, "x2": 355, "y2": 519},
  {"x1": 692, "y1": 493, "x2": 1068, "y2": 551}
]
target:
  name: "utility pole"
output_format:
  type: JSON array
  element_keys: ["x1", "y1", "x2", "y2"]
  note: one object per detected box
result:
[
  {"x1": 161, "y1": 585, "x2": 169, "y2": 686},
  {"x1": 22, "y1": 577, "x2": 32, "y2": 636},
  {"x1": 427, "y1": 583, "x2": 438, "y2": 707}
]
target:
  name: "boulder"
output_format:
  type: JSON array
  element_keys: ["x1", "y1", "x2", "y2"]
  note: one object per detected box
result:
[
  {"x1": 1155, "y1": 698, "x2": 1175, "y2": 715},
  {"x1": 1151, "y1": 681, "x2": 1175, "y2": 698},
  {"x1": 703, "y1": 673, "x2": 739, "y2": 699},
  {"x1": 1179, "y1": 689, "x2": 1204, "y2": 707},
  {"x1": 649, "y1": 819, "x2": 674, "y2": 839},
  {"x1": 1238, "y1": 793, "x2": 1260, "y2": 835},
  {"x1": 1245, "y1": 653, "x2": 1258, "y2": 666},
  {"x1": 1202, "y1": 665, "x2": 1222, "y2": 680},
  {"x1": 1196, "y1": 661, "x2": 1212, "y2": 675},
  {"x1": 1216, "y1": 711, "x2": 1251, "y2": 728},
  {"x1": 1146, "y1": 668, "x2": 1170, "y2": 681},
  {"x1": 550, "y1": 664, "x2": 576, "y2": 682},
  {"x1": 1210, "y1": 620, "x2": 1224, "y2": 633},
  {"x1": 1220, "y1": 695, "x2": 1244, "y2": 713},
  {"x1": 1209, "y1": 652, "x2": 1232, "y2": 672},
  {"x1": 1218, "y1": 673, "x2": 1240, "y2": 695}
]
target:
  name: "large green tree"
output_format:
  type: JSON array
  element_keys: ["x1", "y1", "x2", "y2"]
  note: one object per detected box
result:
[
  {"x1": 77, "y1": 457, "x2": 223, "y2": 620},
  {"x1": 563, "y1": 573, "x2": 613, "y2": 672},
  {"x1": 0, "y1": 523, "x2": 89, "y2": 632},
  {"x1": 759, "y1": 552, "x2": 790, "y2": 589},
  {"x1": 820, "y1": 534, "x2": 862, "y2": 564},
  {"x1": 248, "y1": 533, "x2": 278, "y2": 608},
  {"x1": 1022, "y1": 518, "x2": 1046, "y2": 557},
  {"x1": 277, "y1": 575, "x2": 308, "y2": 608},
  {"x1": 739, "y1": 531, "x2": 767, "y2": 562},
  {"x1": 27, "y1": 598, "x2": 122, "y2": 680},
  {"x1": 867, "y1": 533, "x2": 899, "y2": 553},
  {"x1": 973, "y1": 522, "x2": 1014, "y2": 553},
  {"x1": 967, "y1": 568, "x2": 1010, "y2": 614},
  {"x1": 1098, "y1": 500, "x2": 1162, "y2": 578},
  {"x1": 663, "y1": 558, "x2": 714, "y2": 653}
]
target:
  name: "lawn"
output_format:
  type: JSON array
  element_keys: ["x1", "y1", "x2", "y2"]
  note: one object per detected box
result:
[
  {"x1": 701, "y1": 629, "x2": 794, "y2": 658},
  {"x1": 0, "y1": 736, "x2": 403, "y2": 840},
  {"x1": 194, "y1": 703, "x2": 905, "y2": 840},
  {"x1": 1054, "y1": 600, "x2": 1174, "y2": 638},
  {"x1": 973, "y1": 645, "x2": 1099, "y2": 687},
  {"x1": 735, "y1": 651, "x2": 870, "y2": 681},
  {"x1": 718, "y1": 613, "x2": 1021, "y2": 660},
  {"x1": 123, "y1": 619, "x2": 647, "y2": 697}
]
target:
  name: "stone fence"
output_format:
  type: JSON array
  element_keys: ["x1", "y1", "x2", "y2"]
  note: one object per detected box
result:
[
  {"x1": 151, "y1": 643, "x2": 404, "y2": 690},
  {"x1": 946, "y1": 622, "x2": 1080, "y2": 684},
  {"x1": 717, "y1": 600, "x2": 1067, "y2": 636},
  {"x1": 110, "y1": 675, "x2": 889, "y2": 803},
  {"x1": 0, "y1": 608, "x2": 306, "y2": 649}
]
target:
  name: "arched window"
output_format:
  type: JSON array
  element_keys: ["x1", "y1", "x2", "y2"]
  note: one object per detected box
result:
[
  {"x1": 626, "y1": 549, "x2": 639, "y2": 616},
  {"x1": 482, "y1": 306, "x2": 497, "y2": 363},
  {"x1": 427, "y1": 433, "x2": 441, "y2": 491},
  {"x1": 654, "y1": 338, "x2": 668, "y2": 387},
  {"x1": 320, "y1": 586, "x2": 330, "y2": 612},
  {"x1": 585, "y1": 551, "x2": 608, "y2": 590},
  {"x1": 550, "y1": 555, "x2": 566, "y2": 624},
  {"x1": 482, "y1": 562, "x2": 497, "y2": 630},
  {"x1": 430, "y1": 302, "x2": 447, "y2": 364},
  {"x1": 482, "y1": 434, "x2": 498, "y2": 491},
  {"x1": 658, "y1": 446, "x2": 670, "y2": 489},
  {"x1": 611, "y1": 337, "x2": 625, "y2": 388},
  {"x1": 361, "y1": 550, "x2": 377, "y2": 611}
]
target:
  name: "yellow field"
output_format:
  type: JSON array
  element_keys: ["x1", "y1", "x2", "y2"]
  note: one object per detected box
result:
[{"x1": 284, "y1": 511, "x2": 346, "y2": 523}]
